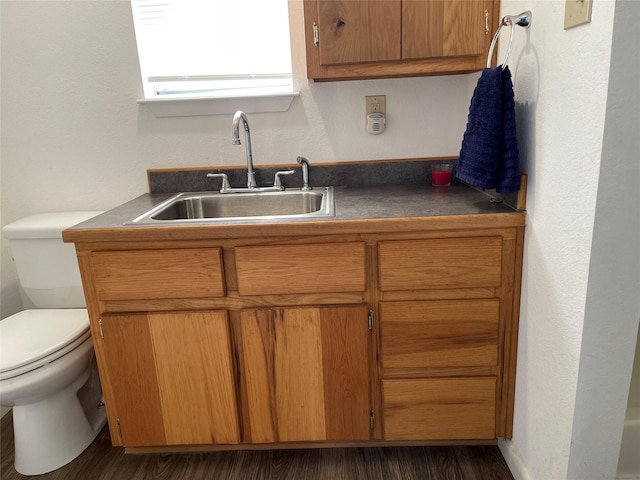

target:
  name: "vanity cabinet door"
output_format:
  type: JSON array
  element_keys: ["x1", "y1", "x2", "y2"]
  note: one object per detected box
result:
[
  {"x1": 99, "y1": 310, "x2": 240, "y2": 447},
  {"x1": 240, "y1": 305, "x2": 371, "y2": 443}
]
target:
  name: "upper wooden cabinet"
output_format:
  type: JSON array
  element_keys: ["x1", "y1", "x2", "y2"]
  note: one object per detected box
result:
[{"x1": 304, "y1": 0, "x2": 498, "y2": 81}]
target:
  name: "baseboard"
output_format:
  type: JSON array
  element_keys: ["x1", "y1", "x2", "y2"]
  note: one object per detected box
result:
[{"x1": 499, "y1": 438, "x2": 532, "y2": 480}]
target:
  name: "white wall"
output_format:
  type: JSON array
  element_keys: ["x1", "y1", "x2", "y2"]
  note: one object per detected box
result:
[
  {"x1": 0, "y1": 0, "x2": 472, "y2": 319},
  {"x1": 497, "y1": 0, "x2": 639, "y2": 479},
  {"x1": 609, "y1": 0, "x2": 640, "y2": 423},
  {"x1": 567, "y1": 0, "x2": 640, "y2": 476}
]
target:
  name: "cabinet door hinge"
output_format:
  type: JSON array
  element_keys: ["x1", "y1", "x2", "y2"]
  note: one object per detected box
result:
[
  {"x1": 98, "y1": 318, "x2": 104, "y2": 339},
  {"x1": 312, "y1": 22, "x2": 319, "y2": 46},
  {"x1": 116, "y1": 418, "x2": 123, "y2": 440},
  {"x1": 484, "y1": 10, "x2": 489, "y2": 35},
  {"x1": 368, "y1": 310, "x2": 374, "y2": 331},
  {"x1": 370, "y1": 410, "x2": 375, "y2": 430}
]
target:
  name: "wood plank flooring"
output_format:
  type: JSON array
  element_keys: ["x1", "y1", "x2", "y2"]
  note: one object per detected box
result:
[{"x1": 1, "y1": 412, "x2": 514, "y2": 479}]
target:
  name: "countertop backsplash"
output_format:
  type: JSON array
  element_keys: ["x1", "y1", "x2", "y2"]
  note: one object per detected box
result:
[{"x1": 147, "y1": 158, "x2": 521, "y2": 210}]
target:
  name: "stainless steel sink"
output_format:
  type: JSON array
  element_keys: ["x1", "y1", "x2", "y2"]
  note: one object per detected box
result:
[{"x1": 131, "y1": 187, "x2": 334, "y2": 224}]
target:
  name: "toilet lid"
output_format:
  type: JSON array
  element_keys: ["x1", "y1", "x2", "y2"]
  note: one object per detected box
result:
[{"x1": 0, "y1": 309, "x2": 91, "y2": 376}]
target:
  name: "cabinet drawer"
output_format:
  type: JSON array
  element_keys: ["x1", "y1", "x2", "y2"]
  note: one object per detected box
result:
[
  {"x1": 383, "y1": 378, "x2": 496, "y2": 440},
  {"x1": 379, "y1": 237, "x2": 502, "y2": 291},
  {"x1": 381, "y1": 300, "x2": 499, "y2": 370},
  {"x1": 235, "y1": 242, "x2": 366, "y2": 296},
  {"x1": 90, "y1": 248, "x2": 225, "y2": 301}
]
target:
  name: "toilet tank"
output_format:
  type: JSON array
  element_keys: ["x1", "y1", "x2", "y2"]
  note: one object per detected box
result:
[{"x1": 2, "y1": 212, "x2": 103, "y2": 308}]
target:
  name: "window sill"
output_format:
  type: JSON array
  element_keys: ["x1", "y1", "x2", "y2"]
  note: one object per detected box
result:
[{"x1": 137, "y1": 92, "x2": 300, "y2": 118}]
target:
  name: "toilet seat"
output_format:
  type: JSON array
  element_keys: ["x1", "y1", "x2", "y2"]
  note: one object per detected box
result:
[{"x1": 0, "y1": 309, "x2": 91, "y2": 381}]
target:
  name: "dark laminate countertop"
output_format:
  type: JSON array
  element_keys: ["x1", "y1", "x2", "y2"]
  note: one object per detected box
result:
[{"x1": 62, "y1": 184, "x2": 526, "y2": 244}]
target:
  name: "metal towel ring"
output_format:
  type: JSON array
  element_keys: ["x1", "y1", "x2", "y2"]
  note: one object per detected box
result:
[{"x1": 486, "y1": 11, "x2": 532, "y2": 69}]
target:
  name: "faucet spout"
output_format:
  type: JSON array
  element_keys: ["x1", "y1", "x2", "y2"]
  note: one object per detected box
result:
[
  {"x1": 232, "y1": 110, "x2": 257, "y2": 188},
  {"x1": 296, "y1": 156, "x2": 311, "y2": 191}
]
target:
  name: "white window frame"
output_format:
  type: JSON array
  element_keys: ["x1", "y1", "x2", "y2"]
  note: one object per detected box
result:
[{"x1": 131, "y1": 0, "x2": 299, "y2": 117}]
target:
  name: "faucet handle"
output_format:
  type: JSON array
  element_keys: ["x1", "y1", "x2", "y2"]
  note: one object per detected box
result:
[
  {"x1": 206, "y1": 173, "x2": 231, "y2": 192},
  {"x1": 273, "y1": 170, "x2": 295, "y2": 190}
]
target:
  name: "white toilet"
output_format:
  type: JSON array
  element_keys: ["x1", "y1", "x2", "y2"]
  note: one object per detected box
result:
[{"x1": 0, "y1": 212, "x2": 107, "y2": 475}]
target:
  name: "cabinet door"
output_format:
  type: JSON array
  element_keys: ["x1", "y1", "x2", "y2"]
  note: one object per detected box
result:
[
  {"x1": 317, "y1": 1, "x2": 401, "y2": 65},
  {"x1": 240, "y1": 305, "x2": 370, "y2": 443},
  {"x1": 100, "y1": 310, "x2": 240, "y2": 447},
  {"x1": 402, "y1": 0, "x2": 485, "y2": 59}
]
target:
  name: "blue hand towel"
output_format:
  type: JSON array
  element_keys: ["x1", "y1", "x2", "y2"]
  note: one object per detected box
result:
[{"x1": 456, "y1": 66, "x2": 520, "y2": 193}]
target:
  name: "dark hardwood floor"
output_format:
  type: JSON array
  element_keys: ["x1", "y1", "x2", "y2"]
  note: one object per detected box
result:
[{"x1": 1, "y1": 412, "x2": 513, "y2": 480}]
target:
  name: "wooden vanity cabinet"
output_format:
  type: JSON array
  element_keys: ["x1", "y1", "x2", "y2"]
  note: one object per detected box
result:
[
  {"x1": 73, "y1": 223, "x2": 523, "y2": 451},
  {"x1": 304, "y1": 0, "x2": 499, "y2": 81}
]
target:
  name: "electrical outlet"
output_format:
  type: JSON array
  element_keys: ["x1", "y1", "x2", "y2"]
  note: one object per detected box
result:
[
  {"x1": 365, "y1": 95, "x2": 386, "y2": 115},
  {"x1": 564, "y1": 0, "x2": 592, "y2": 29}
]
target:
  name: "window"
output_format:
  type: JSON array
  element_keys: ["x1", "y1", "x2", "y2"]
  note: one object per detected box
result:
[{"x1": 131, "y1": 0, "x2": 295, "y2": 110}]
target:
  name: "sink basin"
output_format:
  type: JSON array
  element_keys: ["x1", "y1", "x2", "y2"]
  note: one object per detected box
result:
[{"x1": 131, "y1": 188, "x2": 334, "y2": 224}]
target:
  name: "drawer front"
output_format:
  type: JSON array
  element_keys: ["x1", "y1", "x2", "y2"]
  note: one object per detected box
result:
[
  {"x1": 90, "y1": 248, "x2": 225, "y2": 301},
  {"x1": 378, "y1": 237, "x2": 502, "y2": 291},
  {"x1": 383, "y1": 378, "x2": 496, "y2": 440},
  {"x1": 235, "y1": 242, "x2": 366, "y2": 296},
  {"x1": 381, "y1": 299, "x2": 499, "y2": 369}
]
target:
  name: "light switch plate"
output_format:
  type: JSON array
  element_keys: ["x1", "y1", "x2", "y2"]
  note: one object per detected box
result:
[{"x1": 564, "y1": 0, "x2": 592, "y2": 29}]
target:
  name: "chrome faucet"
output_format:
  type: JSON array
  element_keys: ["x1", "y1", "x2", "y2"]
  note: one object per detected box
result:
[
  {"x1": 232, "y1": 111, "x2": 257, "y2": 188},
  {"x1": 296, "y1": 156, "x2": 312, "y2": 191}
]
